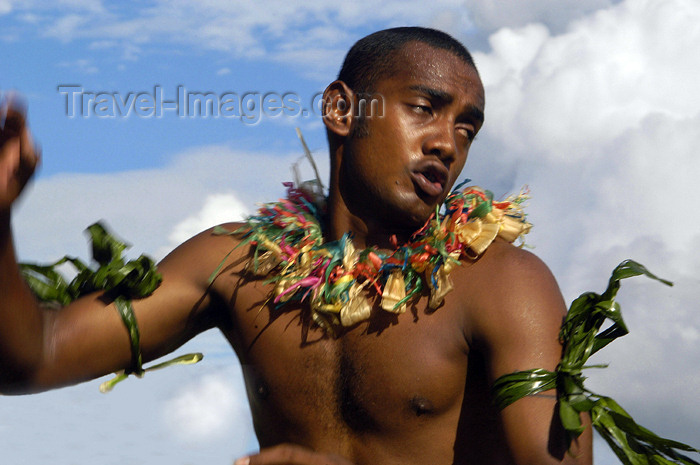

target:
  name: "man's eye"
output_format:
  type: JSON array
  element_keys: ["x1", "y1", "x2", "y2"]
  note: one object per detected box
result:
[
  {"x1": 412, "y1": 104, "x2": 432, "y2": 114},
  {"x1": 457, "y1": 127, "x2": 475, "y2": 141}
]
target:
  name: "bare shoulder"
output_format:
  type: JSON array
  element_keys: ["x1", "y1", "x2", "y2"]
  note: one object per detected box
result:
[
  {"x1": 461, "y1": 239, "x2": 566, "y2": 318},
  {"x1": 457, "y1": 239, "x2": 567, "y2": 375},
  {"x1": 136, "y1": 220, "x2": 253, "y2": 347},
  {"x1": 485, "y1": 240, "x2": 562, "y2": 300},
  {"x1": 157, "y1": 221, "x2": 250, "y2": 288}
]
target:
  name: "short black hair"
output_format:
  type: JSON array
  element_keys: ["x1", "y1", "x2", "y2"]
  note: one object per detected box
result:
[{"x1": 337, "y1": 27, "x2": 477, "y2": 94}]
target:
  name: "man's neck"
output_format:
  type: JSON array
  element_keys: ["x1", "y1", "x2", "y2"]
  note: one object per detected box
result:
[
  {"x1": 325, "y1": 191, "x2": 414, "y2": 250},
  {"x1": 324, "y1": 151, "x2": 419, "y2": 250}
]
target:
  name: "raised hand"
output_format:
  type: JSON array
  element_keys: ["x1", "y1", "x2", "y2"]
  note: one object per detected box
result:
[
  {"x1": 0, "y1": 94, "x2": 40, "y2": 213},
  {"x1": 235, "y1": 444, "x2": 355, "y2": 465}
]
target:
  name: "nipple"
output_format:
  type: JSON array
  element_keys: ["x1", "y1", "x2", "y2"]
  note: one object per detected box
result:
[
  {"x1": 410, "y1": 395, "x2": 434, "y2": 416},
  {"x1": 255, "y1": 382, "x2": 269, "y2": 400}
]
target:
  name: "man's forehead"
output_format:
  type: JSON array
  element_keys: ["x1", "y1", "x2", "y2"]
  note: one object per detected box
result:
[{"x1": 385, "y1": 42, "x2": 485, "y2": 108}]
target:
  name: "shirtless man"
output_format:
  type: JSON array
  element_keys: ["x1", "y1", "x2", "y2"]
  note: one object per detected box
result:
[{"x1": 0, "y1": 28, "x2": 592, "y2": 465}]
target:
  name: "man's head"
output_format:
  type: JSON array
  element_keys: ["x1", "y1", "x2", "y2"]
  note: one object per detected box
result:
[
  {"x1": 323, "y1": 27, "x2": 485, "y2": 240},
  {"x1": 337, "y1": 27, "x2": 477, "y2": 96}
]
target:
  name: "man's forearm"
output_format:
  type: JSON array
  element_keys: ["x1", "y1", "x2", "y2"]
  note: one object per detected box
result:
[{"x1": 0, "y1": 209, "x2": 47, "y2": 392}]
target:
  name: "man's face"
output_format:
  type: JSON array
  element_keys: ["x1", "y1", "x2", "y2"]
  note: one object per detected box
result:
[{"x1": 339, "y1": 41, "x2": 485, "y2": 232}]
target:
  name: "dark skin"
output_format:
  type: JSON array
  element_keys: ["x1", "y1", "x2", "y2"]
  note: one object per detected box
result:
[{"x1": 0, "y1": 42, "x2": 592, "y2": 465}]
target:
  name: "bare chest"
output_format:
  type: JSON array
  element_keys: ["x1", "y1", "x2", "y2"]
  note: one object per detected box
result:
[{"x1": 225, "y1": 281, "x2": 470, "y2": 448}]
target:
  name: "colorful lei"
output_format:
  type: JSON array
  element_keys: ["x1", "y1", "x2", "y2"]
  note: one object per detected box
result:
[{"x1": 214, "y1": 180, "x2": 531, "y2": 333}]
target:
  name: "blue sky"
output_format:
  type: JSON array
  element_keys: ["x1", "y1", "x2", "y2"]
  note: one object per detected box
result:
[{"x1": 2, "y1": 1, "x2": 700, "y2": 464}]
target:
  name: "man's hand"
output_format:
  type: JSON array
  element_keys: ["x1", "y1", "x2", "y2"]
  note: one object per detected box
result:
[
  {"x1": 1, "y1": 94, "x2": 40, "y2": 213},
  {"x1": 235, "y1": 444, "x2": 355, "y2": 465}
]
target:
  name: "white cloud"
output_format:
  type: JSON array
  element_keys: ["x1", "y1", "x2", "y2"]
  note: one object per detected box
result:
[
  {"x1": 470, "y1": 0, "x2": 700, "y2": 262},
  {"x1": 162, "y1": 192, "x2": 249, "y2": 256},
  {"x1": 56, "y1": 0, "x2": 105, "y2": 13},
  {"x1": 57, "y1": 57, "x2": 99, "y2": 73},
  {"x1": 3, "y1": 342, "x2": 257, "y2": 464},
  {"x1": 466, "y1": 0, "x2": 700, "y2": 450},
  {"x1": 465, "y1": 0, "x2": 615, "y2": 33},
  {"x1": 162, "y1": 372, "x2": 251, "y2": 444},
  {"x1": 44, "y1": 13, "x2": 89, "y2": 41},
  {"x1": 474, "y1": 0, "x2": 700, "y2": 162},
  {"x1": 0, "y1": 0, "x2": 13, "y2": 15}
]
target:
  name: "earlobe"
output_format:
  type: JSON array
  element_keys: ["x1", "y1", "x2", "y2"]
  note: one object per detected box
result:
[{"x1": 322, "y1": 80, "x2": 354, "y2": 137}]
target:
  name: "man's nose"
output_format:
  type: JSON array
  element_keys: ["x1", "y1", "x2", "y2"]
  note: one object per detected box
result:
[{"x1": 421, "y1": 122, "x2": 456, "y2": 163}]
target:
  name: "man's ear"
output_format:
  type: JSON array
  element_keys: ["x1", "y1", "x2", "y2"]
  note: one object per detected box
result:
[{"x1": 322, "y1": 80, "x2": 354, "y2": 137}]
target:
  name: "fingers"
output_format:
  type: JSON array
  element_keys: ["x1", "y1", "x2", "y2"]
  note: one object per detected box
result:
[
  {"x1": 0, "y1": 93, "x2": 28, "y2": 141},
  {"x1": 235, "y1": 444, "x2": 354, "y2": 465},
  {"x1": 0, "y1": 138, "x2": 21, "y2": 193},
  {"x1": 18, "y1": 121, "x2": 40, "y2": 181},
  {"x1": 7, "y1": 95, "x2": 40, "y2": 176},
  {"x1": 0, "y1": 93, "x2": 39, "y2": 210}
]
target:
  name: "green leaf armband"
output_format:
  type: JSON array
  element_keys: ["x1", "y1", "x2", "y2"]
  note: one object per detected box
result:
[
  {"x1": 492, "y1": 260, "x2": 700, "y2": 465},
  {"x1": 113, "y1": 297, "x2": 143, "y2": 377},
  {"x1": 20, "y1": 222, "x2": 202, "y2": 391}
]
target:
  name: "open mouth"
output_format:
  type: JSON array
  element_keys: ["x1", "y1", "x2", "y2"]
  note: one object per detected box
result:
[{"x1": 411, "y1": 164, "x2": 448, "y2": 198}]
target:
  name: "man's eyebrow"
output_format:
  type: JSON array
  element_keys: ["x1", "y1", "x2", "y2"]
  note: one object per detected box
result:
[
  {"x1": 464, "y1": 104, "x2": 484, "y2": 124},
  {"x1": 409, "y1": 85, "x2": 453, "y2": 104},
  {"x1": 408, "y1": 84, "x2": 484, "y2": 123}
]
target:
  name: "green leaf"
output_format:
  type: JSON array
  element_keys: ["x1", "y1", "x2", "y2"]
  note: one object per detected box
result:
[
  {"x1": 492, "y1": 368, "x2": 557, "y2": 409},
  {"x1": 114, "y1": 297, "x2": 143, "y2": 376},
  {"x1": 144, "y1": 352, "x2": 203, "y2": 371},
  {"x1": 88, "y1": 222, "x2": 128, "y2": 266},
  {"x1": 559, "y1": 398, "x2": 585, "y2": 435}
]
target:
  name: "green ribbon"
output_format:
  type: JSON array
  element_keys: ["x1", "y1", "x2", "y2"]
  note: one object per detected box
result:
[
  {"x1": 20, "y1": 222, "x2": 202, "y2": 391},
  {"x1": 493, "y1": 260, "x2": 700, "y2": 465}
]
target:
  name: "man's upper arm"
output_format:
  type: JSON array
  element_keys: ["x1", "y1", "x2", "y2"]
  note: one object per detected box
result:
[
  {"x1": 26, "y1": 225, "x2": 242, "y2": 392},
  {"x1": 468, "y1": 243, "x2": 593, "y2": 465}
]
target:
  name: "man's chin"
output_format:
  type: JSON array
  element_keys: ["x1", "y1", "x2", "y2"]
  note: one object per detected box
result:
[
  {"x1": 366, "y1": 192, "x2": 441, "y2": 236},
  {"x1": 394, "y1": 206, "x2": 437, "y2": 234},
  {"x1": 414, "y1": 192, "x2": 444, "y2": 216}
]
